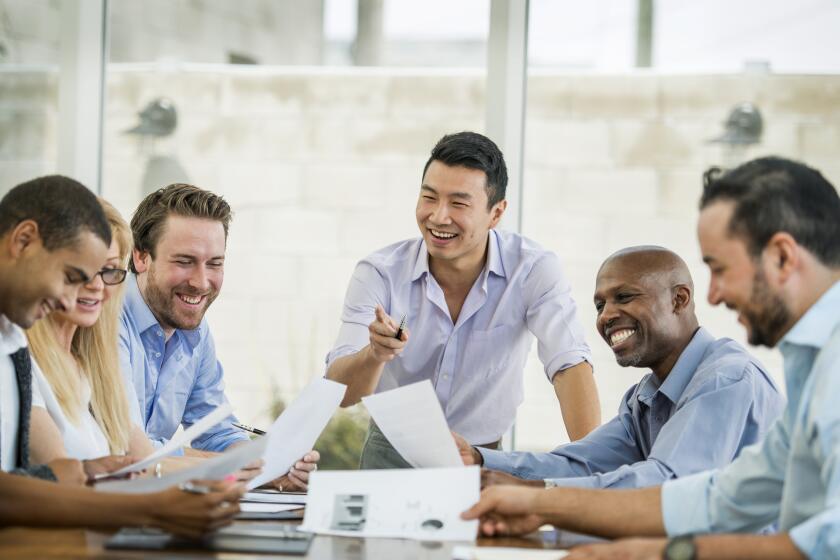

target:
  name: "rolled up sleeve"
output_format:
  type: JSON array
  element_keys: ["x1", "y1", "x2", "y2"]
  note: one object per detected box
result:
[
  {"x1": 522, "y1": 253, "x2": 591, "y2": 381},
  {"x1": 325, "y1": 261, "x2": 389, "y2": 369}
]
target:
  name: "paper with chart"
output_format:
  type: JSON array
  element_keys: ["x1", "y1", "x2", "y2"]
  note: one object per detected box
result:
[
  {"x1": 362, "y1": 380, "x2": 462, "y2": 468},
  {"x1": 95, "y1": 435, "x2": 268, "y2": 494},
  {"x1": 247, "y1": 377, "x2": 347, "y2": 489},
  {"x1": 300, "y1": 467, "x2": 480, "y2": 541},
  {"x1": 106, "y1": 402, "x2": 234, "y2": 478}
]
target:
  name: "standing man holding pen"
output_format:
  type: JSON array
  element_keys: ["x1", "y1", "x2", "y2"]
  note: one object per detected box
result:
[{"x1": 326, "y1": 131, "x2": 601, "y2": 469}]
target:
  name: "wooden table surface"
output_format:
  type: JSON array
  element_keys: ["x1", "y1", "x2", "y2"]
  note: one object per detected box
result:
[{"x1": 0, "y1": 521, "x2": 577, "y2": 559}]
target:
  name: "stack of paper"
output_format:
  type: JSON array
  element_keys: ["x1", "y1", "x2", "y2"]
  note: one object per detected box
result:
[{"x1": 362, "y1": 380, "x2": 462, "y2": 468}]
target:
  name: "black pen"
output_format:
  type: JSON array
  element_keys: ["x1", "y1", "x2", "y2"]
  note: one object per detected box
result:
[
  {"x1": 232, "y1": 421, "x2": 266, "y2": 436},
  {"x1": 394, "y1": 314, "x2": 407, "y2": 340}
]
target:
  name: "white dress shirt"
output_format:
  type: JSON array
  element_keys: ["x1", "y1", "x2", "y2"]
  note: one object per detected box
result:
[
  {"x1": 326, "y1": 229, "x2": 591, "y2": 444},
  {"x1": 31, "y1": 360, "x2": 110, "y2": 460},
  {"x1": 0, "y1": 314, "x2": 27, "y2": 471}
]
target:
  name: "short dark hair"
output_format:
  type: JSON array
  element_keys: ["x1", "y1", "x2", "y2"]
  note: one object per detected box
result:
[
  {"x1": 422, "y1": 131, "x2": 508, "y2": 209},
  {"x1": 130, "y1": 183, "x2": 232, "y2": 273},
  {"x1": 700, "y1": 156, "x2": 840, "y2": 267},
  {"x1": 0, "y1": 175, "x2": 111, "y2": 250}
]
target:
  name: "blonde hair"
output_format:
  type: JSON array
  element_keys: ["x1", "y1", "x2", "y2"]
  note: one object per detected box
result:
[{"x1": 26, "y1": 198, "x2": 133, "y2": 454}]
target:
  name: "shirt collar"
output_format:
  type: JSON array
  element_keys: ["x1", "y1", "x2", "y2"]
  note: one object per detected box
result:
[
  {"x1": 0, "y1": 314, "x2": 27, "y2": 354},
  {"x1": 125, "y1": 274, "x2": 202, "y2": 349},
  {"x1": 410, "y1": 230, "x2": 506, "y2": 283},
  {"x1": 638, "y1": 327, "x2": 714, "y2": 405},
  {"x1": 780, "y1": 280, "x2": 840, "y2": 350}
]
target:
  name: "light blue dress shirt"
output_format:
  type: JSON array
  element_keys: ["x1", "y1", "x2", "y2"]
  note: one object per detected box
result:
[
  {"x1": 662, "y1": 281, "x2": 840, "y2": 559},
  {"x1": 118, "y1": 274, "x2": 248, "y2": 452},
  {"x1": 480, "y1": 327, "x2": 784, "y2": 488},
  {"x1": 326, "y1": 230, "x2": 591, "y2": 444}
]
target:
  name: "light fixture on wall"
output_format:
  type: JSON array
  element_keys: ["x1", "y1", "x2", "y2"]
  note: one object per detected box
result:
[
  {"x1": 125, "y1": 98, "x2": 177, "y2": 137},
  {"x1": 709, "y1": 102, "x2": 763, "y2": 146}
]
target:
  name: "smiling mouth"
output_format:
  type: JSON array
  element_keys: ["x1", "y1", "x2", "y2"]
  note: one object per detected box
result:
[
  {"x1": 429, "y1": 229, "x2": 458, "y2": 240},
  {"x1": 177, "y1": 293, "x2": 204, "y2": 306},
  {"x1": 77, "y1": 298, "x2": 100, "y2": 309},
  {"x1": 608, "y1": 328, "x2": 636, "y2": 348}
]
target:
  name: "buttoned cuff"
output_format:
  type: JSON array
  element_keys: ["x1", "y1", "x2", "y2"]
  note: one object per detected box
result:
[
  {"x1": 662, "y1": 471, "x2": 715, "y2": 536},
  {"x1": 478, "y1": 448, "x2": 508, "y2": 470}
]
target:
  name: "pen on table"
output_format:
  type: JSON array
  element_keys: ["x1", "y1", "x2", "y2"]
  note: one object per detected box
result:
[
  {"x1": 232, "y1": 421, "x2": 267, "y2": 436},
  {"x1": 394, "y1": 314, "x2": 407, "y2": 340}
]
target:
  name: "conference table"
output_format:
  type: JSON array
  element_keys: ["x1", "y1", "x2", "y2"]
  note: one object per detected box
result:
[{"x1": 0, "y1": 521, "x2": 583, "y2": 558}]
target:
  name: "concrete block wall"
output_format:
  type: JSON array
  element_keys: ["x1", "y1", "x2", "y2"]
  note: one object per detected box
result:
[{"x1": 3, "y1": 69, "x2": 840, "y2": 451}]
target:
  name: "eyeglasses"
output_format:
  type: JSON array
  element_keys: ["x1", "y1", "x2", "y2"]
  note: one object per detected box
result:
[{"x1": 95, "y1": 267, "x2": 128, "y2": 286}]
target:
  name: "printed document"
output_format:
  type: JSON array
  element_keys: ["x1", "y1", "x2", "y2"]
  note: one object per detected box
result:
[
  {"x1": 301, "y1": 466, "x2": 480, "y2": 541},
  {"x1": 107, "y1": 402, "x2": 233, "y2": 477},
  {"x1": 362, "y1": 380, "x2": 461, "y2": 468},
  {"x1": 247, "y1": 378, "x2": 346, "y2": 489},
  {"x1": 95, "y1": 436, "x2": 268, "y2": 494}
]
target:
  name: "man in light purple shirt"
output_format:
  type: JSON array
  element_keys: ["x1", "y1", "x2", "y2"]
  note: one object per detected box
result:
[{"x1": 326, "y1": 131, "x2": 601, "y2": 468}]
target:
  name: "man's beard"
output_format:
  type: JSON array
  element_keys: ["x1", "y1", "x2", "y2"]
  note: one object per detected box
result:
[
  {"x1": 742, "y1": 268, "x2": 792, "y2": 348},
  {"x1": 143, "y1": 265, "x2": 214, "y2": 332}
]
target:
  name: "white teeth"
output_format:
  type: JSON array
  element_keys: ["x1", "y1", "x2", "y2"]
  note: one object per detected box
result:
[
  {"x1": 78, "y1": 298, "x2": 98, "y2": 306},
  {"x1": 610, "y1": 329, "x2": 636, "y2": 346},
  {"x1": 431, "y1": 230, "x2": 457, "y2": 239},
  {"x1": 179, "y1": 295, "x2": 201, "y2": 305}
]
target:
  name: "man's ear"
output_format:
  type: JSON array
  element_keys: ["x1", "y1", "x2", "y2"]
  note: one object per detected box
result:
[
  {"x1": 132, "y1": 248, "x2": 151, "y2": 273},
  {"x1": 672, "y1": 284, "x2": 692, "y2": 314},
  {"x1": 488, "y1": 199, "x2": 508, "y2": 228},
  {"x1": 8, "y1": 220, "x2": 41, "y2": 258},
  {"x1": 763, "y1": 232, "x2": 798, "y2": 284}
]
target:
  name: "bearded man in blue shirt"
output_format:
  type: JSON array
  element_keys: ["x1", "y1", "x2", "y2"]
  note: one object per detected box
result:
[
  {"x1": 120, "y1": 184, "x2": 317, "y2": 490},
  {"x1": 453, "y1": 245, "x2": 784, "y2": 491},
  {"x1": 462, "y1": 156, "x2": 840, "y2": 560}
]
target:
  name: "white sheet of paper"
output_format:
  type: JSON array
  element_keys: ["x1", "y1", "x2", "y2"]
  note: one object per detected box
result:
[
  {"x1": 300, "y1": 466, "x2": 480, "y2": 541},
  {"x1": 247, "y1": 377, "x2": 346, "y2": 489},
  {"x1": 452, "y1": 546, "x2": 568, "y2": 560},
  {"x1": 95, "y1": 435, "x2": 268, "y2": 494},
  {"x1": 362, "y1": 380, "x2": 461, "y2": 468},
  {"x1": 240, "y1": 502, "x2": 302, "y2": 513},
  {"x1": 108, "y1": 402, "x2": 234, "y2": 477},
  {"x1": 243, "y1": 491, "x2": 307, "y2": 504}
]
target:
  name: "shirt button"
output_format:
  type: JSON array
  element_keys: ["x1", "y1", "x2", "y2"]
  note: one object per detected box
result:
[
  {"x1": 442, "y1": 373, "x2": 449, "y2": 380},
  {"x1": 155, "y1": 352, "x2": 161, "y2": 358},
  {"x1": 157, "y1": 331, "x2": 162, "y2": 337}
]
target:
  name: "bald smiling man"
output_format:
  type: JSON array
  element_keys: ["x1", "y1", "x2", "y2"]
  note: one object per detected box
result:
[{"x1": 453, "y1": 246, "x2": 785, "y2": 490}]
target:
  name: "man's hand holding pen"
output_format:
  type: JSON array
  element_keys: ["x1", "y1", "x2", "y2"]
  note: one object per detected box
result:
[{"x1": 368, "y1": 305, "x2": 410, "y2": 363}]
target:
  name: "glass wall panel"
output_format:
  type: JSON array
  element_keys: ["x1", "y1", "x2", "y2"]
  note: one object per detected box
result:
[
  {"x1": 101, "y1": 0, "x2": 489, "y2": 466},
  {"x1": 0, "y1": 0, "x2": 61, "y2": 195},
  {"x1": 518, "y1": 0, "x2": 840, "y2": 451}
]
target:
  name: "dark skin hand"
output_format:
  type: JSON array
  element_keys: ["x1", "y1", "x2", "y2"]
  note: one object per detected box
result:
[{"x1": 145, "y1": 480, "x2": 245, "y2": 539}]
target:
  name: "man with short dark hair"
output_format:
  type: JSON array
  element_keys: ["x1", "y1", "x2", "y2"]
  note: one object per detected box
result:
[
  {"x1": 121, "y1": 183, "x2": 317, "y2": 489},
  {"x1": 462, "y1": 157, "x2": 840, "y2": 560},
  {"x1": 0, "y1": 175, "x2": 111, "y2": 481},
  {"x1": 453, "y1": 246, "x2": 783, "y2": 491},
  {"x1": 326, "y1": 131, "x2": 601, "y2": 469},
  {"x1": 0, "y1": 175, "x2": 243, "y2": 535}
]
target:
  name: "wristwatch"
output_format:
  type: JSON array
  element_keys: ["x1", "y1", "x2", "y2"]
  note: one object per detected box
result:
[{"x1": 663, "y1": 535, "x2": 697, "y2": 560}]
